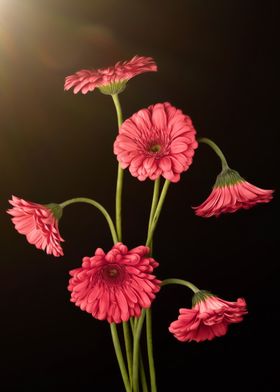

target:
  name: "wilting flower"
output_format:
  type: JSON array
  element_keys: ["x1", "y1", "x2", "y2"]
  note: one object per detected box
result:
[
  {"x1": 193, "y1": 168, "x2": 273, "y2": 217},
  {"x1": 64, "y1": 55, "x2": 157, "y2": 95},
  {"x1": 7, "y1": 196, "x2": 64, "y2": 257},
  {"x1": 114, "y1": 102, "x2": 198, "y2": 182},
  {"x1": 169, "y1": 290, "x2": 247, "y2": 342},
  {"x1": 68, "y1": 242, "x2": 161, "y2": 323}
]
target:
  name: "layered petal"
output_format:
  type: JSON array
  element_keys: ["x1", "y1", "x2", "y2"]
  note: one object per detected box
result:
[
  {"x1": 64, "y1": 55, "x2": 157, "y2": 95},
  {"x1": 114, "y1": 102, "x2": 198, "y2": 182},
  {"x1": 169, "y1": 292, "x2": 247, "y2": 342},
  {"x1": 68, "y1": 242, "x2": 161, "y2": 323},
  {"x1": 7, "y1": 196, "x2": 64, "y2": 257},
  {"x1": 193, "y1": 168, "x2": 274, "y2": 217}
]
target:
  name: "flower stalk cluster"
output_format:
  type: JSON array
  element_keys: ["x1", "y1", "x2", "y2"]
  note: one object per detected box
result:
[{"x1": 7, "y1": 56, "x2": 273, "y2": 391}]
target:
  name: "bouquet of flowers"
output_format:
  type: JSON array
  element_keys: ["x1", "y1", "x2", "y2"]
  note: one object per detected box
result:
[{"x1": 7, "y1": 55, "x2": 273, "y2": 392}]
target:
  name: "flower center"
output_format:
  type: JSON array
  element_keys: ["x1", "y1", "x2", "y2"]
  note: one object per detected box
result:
[
  {"x1": 102, "y1": 264, "x2": 124, "y2": 284},
  {"x1": 107, "y1": 268, "x2": 118, "y2": 277},
  {"x1": 149, "y1": 143, "x2": 161, "y2": 153}
]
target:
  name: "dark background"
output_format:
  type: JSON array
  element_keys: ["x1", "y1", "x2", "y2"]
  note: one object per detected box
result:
[{"x1": 0, "y1": 0, "x2": 279, "y2": 390}]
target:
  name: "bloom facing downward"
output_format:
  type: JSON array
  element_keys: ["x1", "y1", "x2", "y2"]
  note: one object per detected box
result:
[
  {"x1": 169, "y1": 291, "x2": 247, "y2": 342},
  {"x1": 114, "y1": 102, "x2": 198, "y2": 182},
  {"x1": 68, "y1": 243, "x2": 161, "y2": 323},
  {"x1": 64, "y1": 55, "x2": 157, "y2": 95},
  {"x1": 193, "y1": 168, "x2": 274, "y2": 217},
  {"x1": 7, "y1": 196, "x2": 64, "y2": 257}
]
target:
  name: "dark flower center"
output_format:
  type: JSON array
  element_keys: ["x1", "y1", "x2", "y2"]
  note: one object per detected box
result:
[
  {"x1": 102, "y1": 264, "x2": 124, "y2": 284},
  {"x1": 149, "y1": 143, "x2": 161, "y2": 153},
  {"x1": 107, "y1": 268, "x2": 118, "y2": 277}
]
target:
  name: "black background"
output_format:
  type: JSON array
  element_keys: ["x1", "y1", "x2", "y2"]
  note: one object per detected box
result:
[{"x1": 0, "y1": 1, "x2": 279, "y2": 390}]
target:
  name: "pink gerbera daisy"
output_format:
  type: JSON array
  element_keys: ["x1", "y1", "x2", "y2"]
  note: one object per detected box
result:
[
  {"x1": 64, "y1": 55, "x2": 157, "y2": 95},
  {"x1": 169, "y1": 290, "x2": 247, "y2": 342},
  {"x1": 113, "y1": 102, "x2": 198, "y2": 182},
  {"x1": 7, "y1": 196, "x2": 64, "y2": 257},
  {"x1": 68, "y1": 242, "x2": 161, "y2": 323},
  {"x1": 193, "y1": 168, "x2": 274, "y2": 217}
]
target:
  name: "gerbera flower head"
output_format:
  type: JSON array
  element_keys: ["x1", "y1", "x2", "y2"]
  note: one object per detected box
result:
[
  {"x1": 169, "y1": 290, "x2": 247, "y2": 342},
  {"x1": 114, "y1": 102, "x2": 198, "y2": 182},
  {"x1": 64, "y1": 55, "x2": 157, "y2": 95},
  {"x1": 68, "y1": 242, "x2": 161, "y2": 323},
  {"x1": 193, "y1": 167, "x2": 274, "y2": 217},
  {"x1": 7, "y1": 196, "x2": 64, "y2": 257}
]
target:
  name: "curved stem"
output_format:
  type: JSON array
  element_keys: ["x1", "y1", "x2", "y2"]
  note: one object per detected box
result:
[
  {"x1": 110, "y1": 324, "x2": 132, "y2": 392},
  {"x1": 112, "y1": 93, "x2": 124, "y2": 242},
  {"x1": 122, "y1": 322, "x2": 133, "y2": 385},
  {"x1": 146, "y1": 308, "x2": 157, "y2": 392},
  {"x1": 161, "y1": 278, "x2": 200, "y2": 293},
  {"x1": 146, "y1": 180, "x2": 171, "y2": 248},
  {"x1": 59, "y1": 197, "x2": 118, "y2": 244},
  {"x1": 198, "y1": 137, "x2": 229, "y2": 171},
  {"x1": 132, "y1": 310, "x2": 146, "y2": 392}
]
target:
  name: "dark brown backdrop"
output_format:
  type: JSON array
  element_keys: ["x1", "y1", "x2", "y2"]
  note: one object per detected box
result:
[{"x1": 0, "y1": 1, "x2": 279, "y2": 390}]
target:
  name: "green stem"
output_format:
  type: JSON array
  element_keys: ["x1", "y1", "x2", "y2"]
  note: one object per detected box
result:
[
  {"x1": 132, "y1": 310, "x2": 146, "y2": 392},
  {"x1": 110, "y1": 324, "x2": 132, "y2": 392},
  {"x1": 112, "y1": 93, "x2": 124, "y2": 242},
  {"x1": 116, "y1": 164, "x2": 124, "y2": 241},
  {"x1": 148, "y1": 178, "x2": 160, "y2": 234},
  {"x1": 130, "y1": 317, "x2": 136, "y2": 335},
  {"x1": 146, "y1": 179, "x2": 171, "y2": 248},
  {"x1": 129, "y1": 318, "x2": 148, "y2": 391},
  {"x1": 198, "y1": 137, "x2": 229, "y2": 171},
  {"x1": 112, "y1": 94, "x2": 123, "y2": 127},
  {"x1": 146, "y1": 308, "x2": 157, "y2": 392},
  {"x1": 161, "y1": 278, "x2": 200, "y2": 293},
  {"x1": 112, "y1": 94, "x2": 134, "y2": 388},
  {"x1": 123, "y1": 322, "x2": 133, "y2": 385},
  {"x1": 59, "y1": 197, "x2": 118, "y2": 244},
  {"x1": 143, "y1": 180, "x2": 172, "y2": 392},
  {"x1": 140, "y1": 353, "x2": 149, "y2": 392},
  {"x1": 146, "y1": 179, "x2": 160, "y2": 255}
]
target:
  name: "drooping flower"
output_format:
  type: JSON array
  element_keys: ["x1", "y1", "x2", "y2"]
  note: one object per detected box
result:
[
  {"x1": 68, "y1": 242, "x2": 161, "y2": 323},
  {"x1": 7, "y1": 196, "x2": 64, "y2": 257},
  {"x1": 169, "y1": 290, "x2": 247, "y2": 342},
  {"x1": 113, "y1": 102, "x2": 198, "y2": 182},
  {"x1": 193, "y1": 167, "x2": 274, "y2": 217},
  {"x1": 64, "y1": 55, "x2": 157, "y2": 95}
]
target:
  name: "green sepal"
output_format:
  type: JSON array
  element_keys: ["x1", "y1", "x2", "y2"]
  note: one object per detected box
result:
[
  {"x1": 99, "y1": 81, "x2": 127, "y2": 95},
  {"x1": 45, "y1": 203, "x2": 63, "y2": 221},
  {"x1": 192, "y1": 290, "x2": 214, "y2": 307},
  {"x1": 214, "y1": 167, "x2": 244, "y2": 188}
]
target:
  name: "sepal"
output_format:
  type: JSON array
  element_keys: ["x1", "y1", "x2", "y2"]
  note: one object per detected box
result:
[
  {"x1": 45, "y1": 203, "x2": 63, "y2": 220},
  {"x1": 192, "y1": 290, "x2": 214, "y2": 306},
  {"x1": 99, "y1": 81, "x2": 127, "y2": 95}
]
